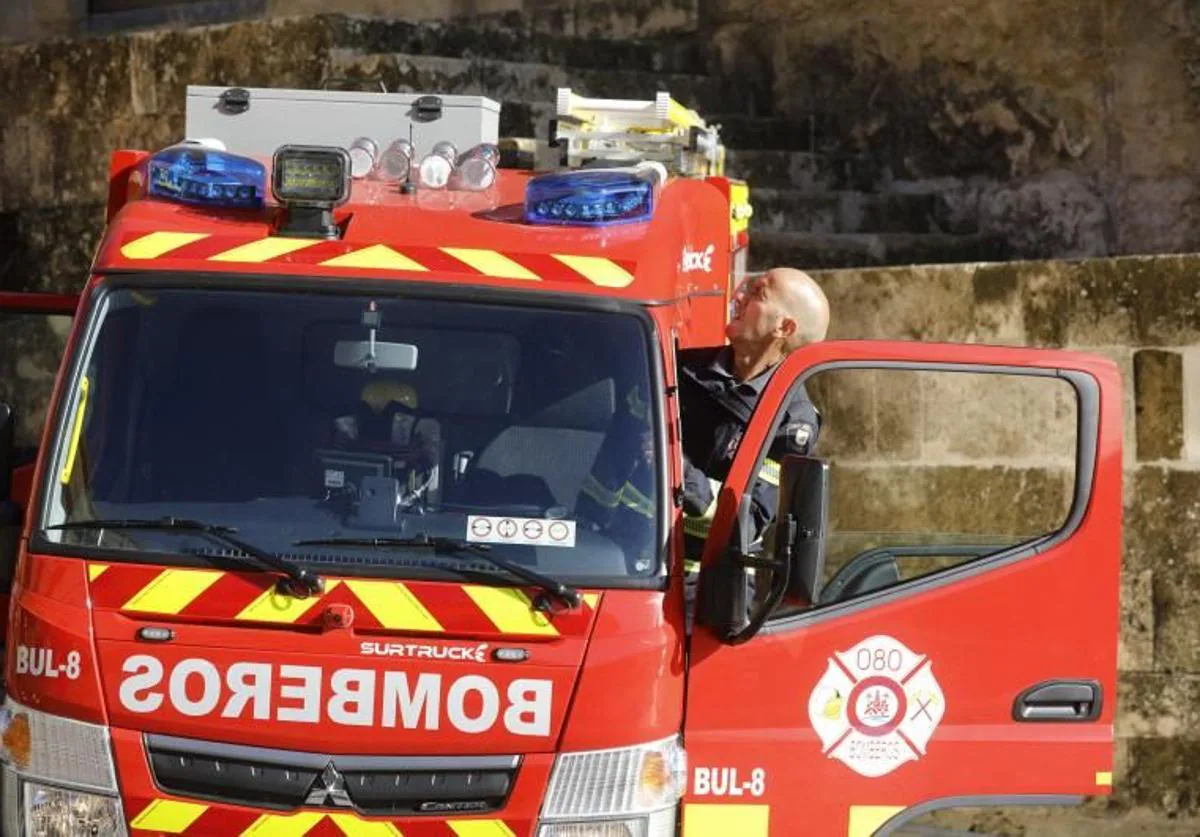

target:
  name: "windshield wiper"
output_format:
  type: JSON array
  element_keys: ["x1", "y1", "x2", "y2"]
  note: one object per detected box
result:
[
  {"x1": 294, "y1": 534, "x2": 581, "y2": 610},
  {"x1": 47, "y1": 517, "x2": 324, "y2": 596}
]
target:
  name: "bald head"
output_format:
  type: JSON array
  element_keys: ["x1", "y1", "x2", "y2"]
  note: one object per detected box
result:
[
  {"x1": 725, "y1": 266, "x2": 830, "y2": 369},
  {"x1": 768, "y1": 267, "x2": 830, "y2": 351}
]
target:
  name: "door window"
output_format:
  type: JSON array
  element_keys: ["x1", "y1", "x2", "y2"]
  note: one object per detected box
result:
[{"x1": 755, "y1": 366, "x2": 1081, "y2": 614}]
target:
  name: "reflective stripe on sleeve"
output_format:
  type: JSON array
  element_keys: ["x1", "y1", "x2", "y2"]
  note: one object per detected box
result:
[
  {"x1": 618, "y1": 481, "x2": 655, "y2": 519},
  {"x1": 581, "y1": 473, "x2": 622, "y2": 509},
  {"x1": 682, "y1": 480, "x2": 721, "y2": 538},
  {"x1": 757, "y1": 458, "x2": 781, "y2": 487}
]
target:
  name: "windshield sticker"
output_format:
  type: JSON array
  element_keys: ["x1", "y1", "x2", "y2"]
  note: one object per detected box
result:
[
  {"x1": 467, "y1": 516, "x2": 576, "y2": 548},
  {"x1": 808, "y1": 635, "x2": 945, "y2": 778}
]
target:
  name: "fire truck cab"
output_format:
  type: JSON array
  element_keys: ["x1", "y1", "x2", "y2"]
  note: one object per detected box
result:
[{"x1": 0, "y1": 85, "x2": 1122, "y2": 837}]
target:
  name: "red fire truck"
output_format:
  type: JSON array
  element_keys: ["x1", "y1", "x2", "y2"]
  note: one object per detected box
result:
[{"x1": 0, "y1": 85, "x2": 1121, "y2": 836}]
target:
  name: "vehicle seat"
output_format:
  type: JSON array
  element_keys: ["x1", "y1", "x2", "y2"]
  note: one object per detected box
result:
[
  {"x1": 817, "y1": 552, "x2": 901, "y2": 605},
  {"x1": 463, "y1": 378, "x2": 615, "y2": 510}
]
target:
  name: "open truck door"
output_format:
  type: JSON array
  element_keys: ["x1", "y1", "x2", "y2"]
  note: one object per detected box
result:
[
  {"x1": 0, "y1": 292, "x2": 77, "y2": 661},
  {"x1": 681, "y1": 340, "x2": 1121, "y2": 837}
]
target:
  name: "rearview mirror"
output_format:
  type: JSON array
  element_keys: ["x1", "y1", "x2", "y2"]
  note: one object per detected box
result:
[
  {"x1": 333, "y1": 340, "x2": 419, "y2": 372},
  {"x1": 775, "y1": 455, "x2": 829, "y2": 606}
]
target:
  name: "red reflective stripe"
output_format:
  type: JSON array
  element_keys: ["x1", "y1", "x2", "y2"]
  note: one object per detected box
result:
[
  {"x1": 400, "y1": 246, "x2": 492, "y2": 276},
  {"x1": 267, "y1": 240, "x2": 352, "y2": 265},
  {"x1": 182, "y1": 572, "x2": 271, "y2": 620},
  {"x1": 88, "y1": 564, "x2": 166, "y2": 609},
  {"x1": 500, "y1": 252, "x2": 589, "y2": 284},
  {"x1": 408, "y1": 581, "x2": 499, "y2": 635}
]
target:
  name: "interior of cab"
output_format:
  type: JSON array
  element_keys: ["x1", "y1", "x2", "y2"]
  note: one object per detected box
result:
[{"x1": 59, "y1": 286, "x2": 659, "y2": 563}]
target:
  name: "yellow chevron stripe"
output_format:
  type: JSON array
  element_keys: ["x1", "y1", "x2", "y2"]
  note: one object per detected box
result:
[
  {"x1": 122, "y1": 569, "x2": 224, "y2": 614},
  {"x1": 321, "y1": 244, "x2": 428, "y2": 272},
  {"x1": 684, "y1": 804, "x2": 769, "y2": 837},
  {"x1": 129, "y1": 799, "x2": 209, "y2": 833},
  {"x1": 329, "y1": 814, "x2": 404, "y2": 837},
  {"x1": 463, "y1": 585, "x2": 557, "y2": 636},
  {"x1": 552, "y1": 254, "x2": 635, "y2": 288},
  {"x1": 346, "y1": 580, "x2": 444, "y2": 632},
  {"x1": 442, "y1": 248, "x2": 539, "y2": 280},
  {"x1": 448, "y1": 821, "x2": 517, "y2": 837},
  {"x1": 1097, "y1": 771, "x2": 1113, "y2": 786},
  {"x1": 121, "y1": 231, "x2": 210, "y2": 260},
  {"x1": 241, "y1": 812, "x2": 326, "y2": 837},
  {"x1": 583, "y1": 592, "x2": 600, "y2": 609},
  {"x1": 236, "y1": 580, "x2": 342, "y2": 623},
  {"x1": 88, "y1": 563, "x2": 109, "y2": 581},
  {"x1": 209, "y1": 237, "x2": 319, "y2": 263}
]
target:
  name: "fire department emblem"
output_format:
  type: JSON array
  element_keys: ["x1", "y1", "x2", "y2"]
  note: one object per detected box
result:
[{"x1": 807, "y1": 634, "x2": 945, "y2": 778}]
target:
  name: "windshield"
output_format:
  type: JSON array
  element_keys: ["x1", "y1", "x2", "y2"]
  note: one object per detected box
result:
[{"x1": 40, "y1": 284, "x2": 662, "y2": 583}]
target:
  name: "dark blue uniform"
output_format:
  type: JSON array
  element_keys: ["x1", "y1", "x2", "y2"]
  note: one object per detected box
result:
[{"x1": 677, "y1": 346, "x2": 820, "y2": 566}]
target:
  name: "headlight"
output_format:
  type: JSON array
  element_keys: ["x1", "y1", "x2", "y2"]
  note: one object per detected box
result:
[
  {"x1": 538, "y1": 816, "x2": 668, "y2": 837},
  {"x1": 0, "y1": 700, "x2": 125, "y2": 837},
  {"x1": 538, "y1": 736, "x2": 685, "y2": 837},
  {"x1": 3, "y1": 771, "x2": 127, "y2": 837}
]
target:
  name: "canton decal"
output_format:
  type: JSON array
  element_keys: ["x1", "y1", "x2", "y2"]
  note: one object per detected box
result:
[{"x1": 808, "y1": 635, "x2": 945, "y2": 778}]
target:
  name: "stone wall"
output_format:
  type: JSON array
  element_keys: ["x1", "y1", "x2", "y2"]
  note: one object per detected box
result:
[
  {"x1": 9, "y1": 3, "x2": 1200, "y2": 275},
  {"x1": 706, "y1": 0, "x2": 1200, "y2": 261},
  {"x1": 813, "y1": 253, "x2": 1200, "y2": 821},
  {"x1": 0, "y1": 0, "x2": 692, "y2": 44},
  {"x1": 0, "y1": 15, "x2": 716, "y2": 293}
]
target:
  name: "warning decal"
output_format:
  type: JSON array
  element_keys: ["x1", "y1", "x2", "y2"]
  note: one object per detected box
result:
[
  {"x1": 467, "y1": 515, "x2": 577, "y2": 548},
  {"x1": 807, "y1": 634, "x2": 945, "y2": 778}
]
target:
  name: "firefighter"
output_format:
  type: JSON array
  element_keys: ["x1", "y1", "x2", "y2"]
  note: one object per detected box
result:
[
  {"x1": 333, "y1": 378, "x2": 421, "y2": 449},
  {"x1": 332, "y1": 378, "x2": 441, "y2": 504},
  {"x1": 576, "y1": 382, "x2": 658, "y2": 574},
  {"x1": 678, "y1": 267, "x2": 830, "y2": 572}
]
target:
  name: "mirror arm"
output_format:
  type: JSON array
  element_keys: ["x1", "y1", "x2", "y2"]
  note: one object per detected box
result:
[{"x1": 721, "y1": 514, "x2": 795, "y2": 646}]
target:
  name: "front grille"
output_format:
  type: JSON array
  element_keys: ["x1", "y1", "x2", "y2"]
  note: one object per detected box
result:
[{"x1": 146, "y1": 734, "x2": 518, "y2": 815}]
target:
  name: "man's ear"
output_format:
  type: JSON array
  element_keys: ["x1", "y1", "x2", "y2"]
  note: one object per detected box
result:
[{"x1": 777, "y1": 316, "x2": 798, "y2": 340}]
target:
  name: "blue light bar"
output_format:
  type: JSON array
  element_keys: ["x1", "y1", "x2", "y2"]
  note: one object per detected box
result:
[
  {"x1": 147, "y1": 144, "x2": 267, "y2": 209},
  {"x1": 524, "y1": 169, "x2": 656, "y2": 226}
]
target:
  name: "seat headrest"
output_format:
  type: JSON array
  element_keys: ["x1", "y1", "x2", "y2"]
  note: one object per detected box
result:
[{"x1": 525, "y1": 379, "x2": 615, "y2": 431}]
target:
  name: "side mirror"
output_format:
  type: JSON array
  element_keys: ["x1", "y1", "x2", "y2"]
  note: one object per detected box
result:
[
  {"x1": 0, "y1": 403, "x2": 14, "y2": 502},
  {"x1": 775, "y1": 455, "x2": 829, "y2": 606},
  {"x1": 699, "y1": 456, "x2": 829, "y2": 645}
]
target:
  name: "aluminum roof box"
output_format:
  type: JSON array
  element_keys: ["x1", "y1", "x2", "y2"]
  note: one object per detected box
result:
[{"x1": 184, "y1": 86, "x2": 500, "y2": 160}]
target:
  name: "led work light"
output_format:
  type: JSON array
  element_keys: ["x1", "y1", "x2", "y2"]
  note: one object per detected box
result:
[{"x1": 271, "y1": 145, "x2": 351, "y2": 238}]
